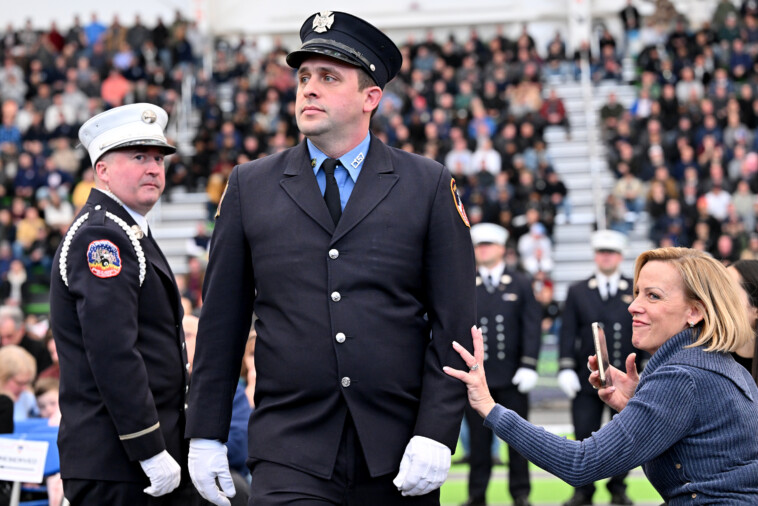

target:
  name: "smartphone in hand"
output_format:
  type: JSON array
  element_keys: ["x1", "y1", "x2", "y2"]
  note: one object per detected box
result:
[{"x1": 592, "y1": 322, "x2": 613, "y2": 387}]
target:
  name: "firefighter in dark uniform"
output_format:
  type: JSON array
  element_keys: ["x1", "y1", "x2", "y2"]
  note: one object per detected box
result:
[
  {"x1": 461, "y1": 223, "x2": 542, "y2": 506},
  {"x1": 557, "y1": 230, "x2": 644, "y2": 506},
  {"x1": 49, "y1": 104, "x2": 197, "y2": 505},
  {"x1": 184, "y1": 10, "x2": 476, "y2": 506}
]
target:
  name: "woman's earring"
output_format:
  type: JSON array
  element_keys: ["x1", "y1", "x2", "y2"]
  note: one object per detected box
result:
[{"x1": 688, "y1": 321, "x2": 695, "y2": 328}]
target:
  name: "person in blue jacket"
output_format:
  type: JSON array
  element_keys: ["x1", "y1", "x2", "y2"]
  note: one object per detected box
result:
[{"x1": 446, "y1": 247, "x2": 758, "y2": 504}]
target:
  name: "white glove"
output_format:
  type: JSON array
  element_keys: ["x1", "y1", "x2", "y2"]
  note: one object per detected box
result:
[
  {"x1": 392, "y1": 435, "x2": 451, "y2": 496},
  {"x1": 512, "y1": 367, "x2": 539, "y2": 393},
  {"x1": 139, "y1": 450, "x2": 181, "y2": 497},
  {"x1": 558, "y1": 369, "x2": 581, "y2": 399},
  {"x1": 188, "y1": 438, "x2": 236, "y2": 506}
]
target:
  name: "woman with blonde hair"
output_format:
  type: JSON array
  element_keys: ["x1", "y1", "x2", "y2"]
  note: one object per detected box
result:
[
  {"x1": 0, "y1": 344, "x2": 36, "y2": 426},
  {"x1": 0, "y1": 344, "x2": 36, "y2": 403},
  {"x1": 446, "y1": 247, "x2": 758, "y2": 503}
]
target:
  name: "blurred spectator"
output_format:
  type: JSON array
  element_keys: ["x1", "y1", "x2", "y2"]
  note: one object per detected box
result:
[
  {"x1": 704, "y1": 181, "x2": 732, "y2": 221},
  {"x1": 539, "y1": 88, "x2": 570, "y2": 137},
  {"x1": 733, "y1": 179, "x2": 756, "y2": 232},
  {"x1": 676, "y1": 67, "x2": 704, "y2": 104},
  {"x1": 537, "y1": 168, "x2": 569, "y2": 219},
  {"x1": 605, "y1": 193, "x2": 632, "y2": 234},
  {"x1": 518, "y1": 222, "x2": 554, "y2": 276},
  {"x1": 41, "y1": 189, "x2": 74, "y2": 230},
  {"x1": 532, "y1": 271, "x2": 561, "y2": 337},
  {"x1": 0, "y1": 259, "x2": 28, "y2": 306},
  {"x1": 612, "y1": 161, "x2": 646, "y2": 216},
  {"x1": 14, "y1": 205, "x2": 46, "y2": 259},
  {"x1": 70, "y1": 167, "x2": 95, "y2": 211},
  {"x1": 445, "y1": 135, "x2": 474, "y2": 178},
  {"x1": 100, "y1": 68, "x2": 131, "y2": 107},
  {"x1": 0, "y1": 344, "x2": 36, "y2": 422},
  {"x1": 620, "y1": 0, "x2": 642, "y2": 34},
  {"x1": 34, "y1": 376, "x2": 60, "y2": 425},
  {"x1": 186, "y1": 221, "x2": 211, "y2": 259},
  {"x1": 83, "y1": 13, "x2": 106, "y2": 46},
  {"x1": 0, "y1": 305, "x2": 52, "y2": 374},
  {"x1": 650, "y1": 198, "x2": 689, "y2": 246},
  {"x1": 470, "y1": 138, "x2": 502, "y2": 177}
]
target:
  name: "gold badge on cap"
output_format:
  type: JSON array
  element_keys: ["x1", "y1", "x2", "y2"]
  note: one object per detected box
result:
[
  {"x1": 141, "y1": 109, "x2": 157, "y2": 124},
  {"x1": 312, "y1": 11, "x2": 334, "y2": 33}
]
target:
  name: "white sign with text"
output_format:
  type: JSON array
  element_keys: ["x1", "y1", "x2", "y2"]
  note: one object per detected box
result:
[{"x1": 0, "y1": 439, "x2": 49, "y2": 483}]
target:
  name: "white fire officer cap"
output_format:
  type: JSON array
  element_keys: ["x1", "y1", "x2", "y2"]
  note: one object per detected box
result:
[
  {"x1": 471, "y1": 223, "x2": 509, "y2": 247},
  {"x1": 78, "y1": 103, "x2": 176, "y2": 165},
  {"x1": 591, "y1": 229, "x2": 627, "y2": 253}
]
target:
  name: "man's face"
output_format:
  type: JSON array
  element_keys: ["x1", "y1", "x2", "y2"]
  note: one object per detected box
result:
[
  {"x1": 474, "y1": 243, "x2": 506, "y2": 267},
  {"x1": 295, "y1": 56, "x2": 377, "y2": 148},
  {"x1": 96, "y1": 147, "x2": 166, "y2": 215},
  {"x1": 594, "y1": 250, "x2": 622, "y2": 275},
  {"x1": 0, "y1": 319, "x2": 22, "y2": 346}
]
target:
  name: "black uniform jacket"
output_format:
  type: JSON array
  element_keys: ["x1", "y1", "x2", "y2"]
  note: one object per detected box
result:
[
  {"x1": 475, "y1": 269, "x2": 542, "y2": 389},
  {"x1": 186, "y1": 136, "x2": 477, "y2": 479},
  {"x1": 50, "y1": 189, "x2": 189, "y2": 482},
  {"x1": 559, "y1": 274, "x2": 646, "y2": 393}
]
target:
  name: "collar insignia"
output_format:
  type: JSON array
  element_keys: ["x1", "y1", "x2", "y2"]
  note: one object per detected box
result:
[{"x1": 351, "y1": 152, "x2": 364, "y2": 168}]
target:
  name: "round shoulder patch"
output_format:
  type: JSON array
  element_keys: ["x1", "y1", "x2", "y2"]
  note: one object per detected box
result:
[
  {"x1": 450, "y1": 178, "x2": 470, "y2": 228},
  {"x1": 87, "y1": 240, "x2": 122, "y2": 279}
]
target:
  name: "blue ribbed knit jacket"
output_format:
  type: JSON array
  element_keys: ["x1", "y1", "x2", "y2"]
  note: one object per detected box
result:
[{"x1": 484, "y1": 328, "x2": 758, "y2": 504}]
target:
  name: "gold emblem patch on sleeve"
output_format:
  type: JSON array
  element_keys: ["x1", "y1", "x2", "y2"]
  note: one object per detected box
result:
[
  {"x1": 450, "y1": 179, "x2": 470, "y2": 228},
  {"x1": 215, "y1": 181, "x2": 229, "y2": 219}
]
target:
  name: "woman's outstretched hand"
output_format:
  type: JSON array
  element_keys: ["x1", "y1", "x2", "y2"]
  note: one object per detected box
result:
[{"x1": 443, "y1": 326, "x2": 497, "y2": 419}]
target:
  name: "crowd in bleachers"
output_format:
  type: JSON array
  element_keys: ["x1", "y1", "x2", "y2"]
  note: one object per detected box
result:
[
  {"x1": 0, "y1": 9, "x2": 583, "y2": 323},
  {"x1": 2, "y1": 1, "x2": 758, "y2": 371},
  {"x1": 1, "y1": 2, "x2": 757, "y2": 502},
  {"x1": 603, "y1": 0, "x2": 758, "y2": 264}
]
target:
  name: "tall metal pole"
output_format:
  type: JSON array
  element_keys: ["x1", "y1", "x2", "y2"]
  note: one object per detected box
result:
[{"x1": 580, "y1": 50, "x2": 605, "y2": 230}]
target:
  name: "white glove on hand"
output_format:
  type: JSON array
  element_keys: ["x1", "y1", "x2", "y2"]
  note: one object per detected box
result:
[
  {"x1": 392, "y1": 435, "x2": 451, "y2": 496},
  {"x1": 558, "y1": 369, "x2": 581, "y2": 399},
  {"x1": 139, "y1": 450, "x2": 181, "y2": 497},
  {"x1": 188, "y1": 438, "x2": 236, "y2": 506},
  {"x1": 512, "y1": 367, "x2": 539, "y2": 393}
]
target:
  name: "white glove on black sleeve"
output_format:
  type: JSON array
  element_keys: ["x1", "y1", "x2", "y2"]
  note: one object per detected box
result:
[
  {"x1": 188, "y1": 438, "x2": 236, "y2": 506},
  {"x1": 139, "y1": 450, "x2": 181, "y2": 497},
  {"x1": 558, "y1": 369, "x2": 581, "y2": 399},
  {"x1": 512, "y1": 367, "x2": 539, "y2": 393},
  {"x1": 392, "y1": 435, "x2": 451, "y2": 496}
]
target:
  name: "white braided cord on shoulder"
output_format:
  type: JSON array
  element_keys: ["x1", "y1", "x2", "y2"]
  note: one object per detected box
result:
[
  {"x1": 59, "y1": 212, "x2": 90, "y2": 287},
  {"x1": 105, "y1": 211, "x2": 147, "y2": 287},
  {"x1": 58, "y1": 211, "x2": 147, "y2": 287}
]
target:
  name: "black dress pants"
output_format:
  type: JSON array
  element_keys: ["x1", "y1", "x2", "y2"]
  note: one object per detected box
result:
[
  {"x1": 248, "y1": 413, "x2": 440, "y2": 506},
  {"x1": 63, "y1": 476, "x2": 204, "y2": 506},
  {"x1": 465, "y1": 385, "x2": 530, "y2": 502},
  {"x1": 571, "y1": 392, "x2": 628, "y2": 497}
]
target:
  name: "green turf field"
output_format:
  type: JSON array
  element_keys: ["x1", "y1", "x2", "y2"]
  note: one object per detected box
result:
[
  {"x1": 442, "y1": 465, "x2": 663, "y2": 505},
  {"x1": 441, "y1": 439, "x2": 664, "y2": 505}
]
